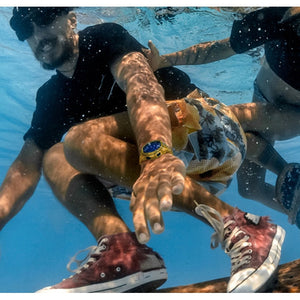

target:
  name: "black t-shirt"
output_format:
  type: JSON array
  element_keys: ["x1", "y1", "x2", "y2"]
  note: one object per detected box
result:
[
  {"x1": 230, "y1": 7, "x2": 300, "y2": 90},
  {"x1": 24, "y1": 23, "x2": 197, "y2": 149}
]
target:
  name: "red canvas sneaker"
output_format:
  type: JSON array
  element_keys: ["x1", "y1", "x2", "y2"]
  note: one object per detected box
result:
[
  {"x1": 37, "y1": 232, "x2": 167, "y2": 293},
  {"x1": 195, "y1": 204, "x2": 285, "y2": 293}
]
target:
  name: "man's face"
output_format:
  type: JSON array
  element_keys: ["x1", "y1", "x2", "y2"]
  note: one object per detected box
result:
[{"x1": 27, "y1": 14, "x2": 76, "y2": 70}]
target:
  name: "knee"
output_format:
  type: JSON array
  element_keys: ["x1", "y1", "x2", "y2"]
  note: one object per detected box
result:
[
  {"x1": 63, "y1": 123, "x2": 98, "y2": 157},
  {"x1": 64, "y1": 124, "x2": 84, "y2": 149},
  {"x1": 63, "y1": 121, "x2": 109, "y2": 168},
  {"x1": 245, "y1": 132, "x2": 266, "y2": 159},
  {"x1": 42, "y1": 143, "x2": 65, "y2": 181},
  {"x1": 63, "y1": 124, "x2": 90, "y2": 170},
  {"x1": 64, "y1": 120, "x2": 107, "y2": 149},
  {"x1": 43, "y1": 143, "x2": 63, "y2": 168}
]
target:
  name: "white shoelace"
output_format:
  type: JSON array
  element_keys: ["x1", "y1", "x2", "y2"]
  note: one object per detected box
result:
[
  {"x1": 66, "y1": 238, "x2": 108, "y2": 274},
  {"x1": 194, "y1": 202, "x2": 252, "y2": 273}
]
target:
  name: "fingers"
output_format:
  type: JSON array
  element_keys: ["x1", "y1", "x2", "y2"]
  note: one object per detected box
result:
[
  {"x1": 157, "y1": 173, "x2": 173, "y2": 211},
  {"x1": 142, "y1": 48, "x2": 150, "y2": 57},
  {"x1": 131, "y1": 192, "x2": 150, "y2": 244},
  {"x1": 131, "y1": 180, "x2": 165, "y2": 243},
  {"x1": 131, "y1": 171, "x2": 184, "y2": 242},
  {"x1": 145, "y1": 199, "x2": 165, "y2": 235},
  {"x1": 171, "y1": 166, "x2": 186, "y2": 195},
  {"x1": 144, "y1": 180, "x2": 165, "y2": 232},
  {"x1": 157, "y1": 168, "x2": 185, "y2": 210},
  {"x1": 148, "y1": 40, "x2": 159, "y2": 56},
  {"x1": 131, "y1": 155, "x2": 186, "y2": 243}
]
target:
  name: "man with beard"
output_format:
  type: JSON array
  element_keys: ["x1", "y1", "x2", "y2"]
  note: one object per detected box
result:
[{"x1": 0, "y1": 7, "x2": 285, "y2": 293}]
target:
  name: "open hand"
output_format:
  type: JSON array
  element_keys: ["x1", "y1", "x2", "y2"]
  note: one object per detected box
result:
[
  {"x1": 143, "y1": 40, "x2": 163, "y2": 72},
  {"x1": 130, "y1": 153, "x2": 186, "y2": 243}
]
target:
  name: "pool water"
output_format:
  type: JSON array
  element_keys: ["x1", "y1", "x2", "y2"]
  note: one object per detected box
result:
[{"x1": 0, "y1": 6, "x2": 300, "y2": 293}]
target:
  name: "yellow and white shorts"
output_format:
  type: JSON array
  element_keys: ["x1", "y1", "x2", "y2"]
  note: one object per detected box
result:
[{"x1": 168, "y1": 89, "x2": 247, "y2": 196}]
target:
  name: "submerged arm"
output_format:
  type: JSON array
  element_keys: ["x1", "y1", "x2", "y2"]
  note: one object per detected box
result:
[
  {"x1": 0, "y1": 139, "x2": 43, "y2": 230},
  {"x1": 111, "y1": 51, "x2": 186, "y2": 243},
  {"x1": 146, "y1": 38, "x2": 235, "y2": 71},
  {"x1": 111, "y1": 51, "x2": 172, "y2": 152}
]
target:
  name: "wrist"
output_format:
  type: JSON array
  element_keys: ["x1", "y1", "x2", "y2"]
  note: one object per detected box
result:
[
  {"x1": 139, "y1": 140, "x2": 173, "y2": 164},
  {"x1": 160, "y1": 55, "x2": 172, "y2": 68}
]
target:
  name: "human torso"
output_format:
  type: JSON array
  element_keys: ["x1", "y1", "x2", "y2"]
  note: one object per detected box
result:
[
  {"x1": 263, "y1": 35, "x2": 300, "y2": 93},
  {"x1": 256, "y1": 59, "x2": 300, "y2": 106},
  {"x1": 230, "y1": 7, "x2": 300, "y2": 102},
  {"x1": 24, "y1": 23, "x2": 197, "y2": 149}
]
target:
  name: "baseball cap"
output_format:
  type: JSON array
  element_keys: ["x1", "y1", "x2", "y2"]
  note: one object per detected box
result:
[{"x1": 10, "y1": 7, "x2": 74, "y2": 41}]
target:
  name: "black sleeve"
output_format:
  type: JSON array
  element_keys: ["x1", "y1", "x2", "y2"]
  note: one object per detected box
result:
[
  {"x1": 96, "y1": 23, "x2": 145, "y2": 65},
  {"x1": 82, "y1": 24, "x2": 197, "y2": 100},
  {"x1": 154, "y1": 67, "x2": 198, "y2": 100},
  {"x1": 101, "y1": 24, "x2": 198, "y2": 98},
  {"x1": 23, "y1": 81, "x2": 67, "y2": 150},
  {"x1": 230, "y1": 7, "x2": 290, "y2": 53}
]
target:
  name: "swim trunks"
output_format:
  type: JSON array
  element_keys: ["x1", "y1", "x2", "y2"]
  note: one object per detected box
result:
[{"x1": 168, "y1": 89, "x2": 247, "y2": 195}]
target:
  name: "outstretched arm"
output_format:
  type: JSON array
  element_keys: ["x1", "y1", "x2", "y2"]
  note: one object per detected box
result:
[
  {"x1": 145, "y1": 38, "x2": 235, "y2": 71},
  {"x1": 111, "y1": 51, "x2": 186, "y2": 243},
  {"x1": 0, "y1": 139, "x2": 43, "y2": 230},
  {"x1": 145, "y1": 8, "x2": 293, "y2": 72},
  {"x1": 111, "y1": 51, "x2": 172, "y2": 154}
]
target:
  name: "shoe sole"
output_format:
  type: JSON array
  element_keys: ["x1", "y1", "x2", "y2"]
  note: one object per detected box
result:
[
  {"x1": 256, "y1": 266, "x2": 279, "y2": 292},
  {"x1": 37, "y1": 268, "x2": 167, "y2": 293},
  {"x1": 228, "y1": 225, "x2": 285, "y2": 293}
]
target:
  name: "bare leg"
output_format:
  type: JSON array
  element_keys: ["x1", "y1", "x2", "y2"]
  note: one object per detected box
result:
[
  {"x1": 64, "y1": 113, "x2": 235, "y2": 221},
  {"x1": 229, "y1": 102, "x2": 292, "y2": 212},
  {"x1": 42, "y1": 143, "x2": 130, "y2": 240},
  {"x1": 229, "y1": 102, "x2": 300, "y2": 141},
  {"x1": 237, "y1": 158, "x2": 285, "y2": 212},
  {"x1": 172, "y1": 175, "x2": 234, "y2": 220},
  {"x1": 245, "y1": 132, "x2": 287, "y2": 175}
]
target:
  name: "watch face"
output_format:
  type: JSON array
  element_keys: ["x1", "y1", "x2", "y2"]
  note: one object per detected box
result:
[{"x1": 143, "y1": 141, "x2": 161, "y2": 153}]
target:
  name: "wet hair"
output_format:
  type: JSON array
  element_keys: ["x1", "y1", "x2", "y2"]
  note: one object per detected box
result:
[{"x1": 10, "y1": 7, "x2": 74, "y2": 41}]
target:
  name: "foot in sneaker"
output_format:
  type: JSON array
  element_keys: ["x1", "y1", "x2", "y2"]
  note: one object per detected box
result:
[
  {"x1": 36, "y1": 232, "x2": 167, "y2": 293},
  {"x1": 276, "y1": 163, "x2": 300, "y2": 228},
  {"x1": 195, "y1": 203, "x2": 285, "y2": 293}
]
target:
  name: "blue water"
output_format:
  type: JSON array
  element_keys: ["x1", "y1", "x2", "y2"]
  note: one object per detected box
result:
[{"x1": 1, "y1": 7, "x2": 300, "y2": 293}]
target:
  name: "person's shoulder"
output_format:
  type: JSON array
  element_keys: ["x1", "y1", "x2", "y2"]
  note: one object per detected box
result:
[
  {"x1": 79, "y1": 23, "x2": 133, "y2": 51},
  {"x1": 36, "y1": 74, "x2": 62, "y2": 99},
  {"x1": 40, "y1": 73, "x2": 62, "y2": 88},
  {"x1": 80, "y1": 23, "x2": 127, "y2": 37}
]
